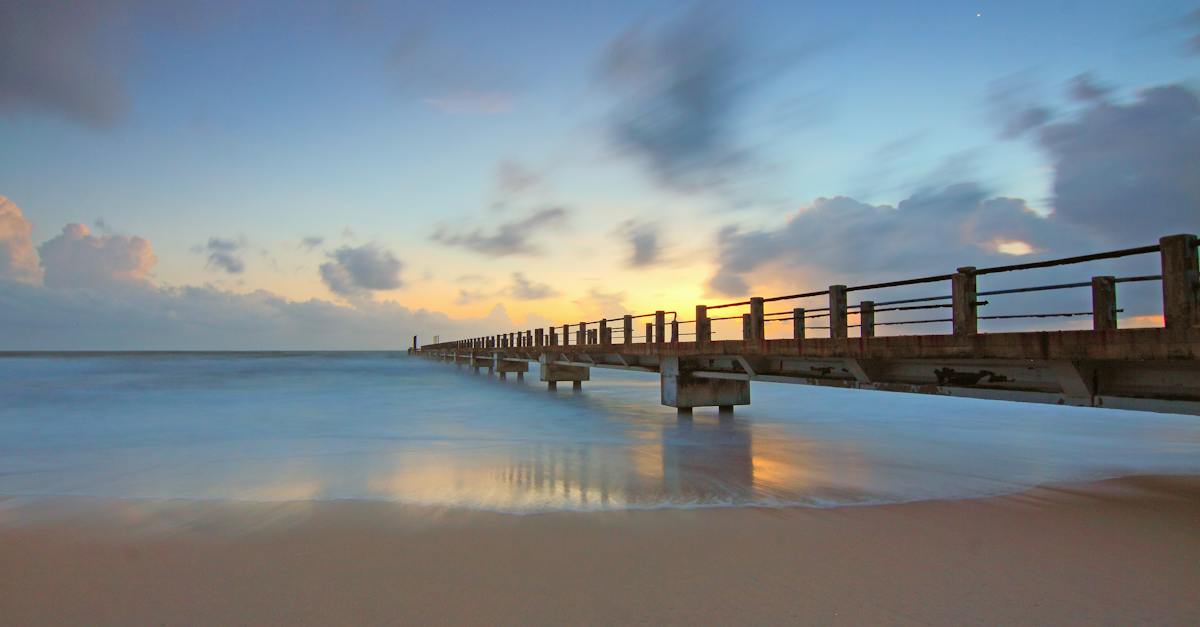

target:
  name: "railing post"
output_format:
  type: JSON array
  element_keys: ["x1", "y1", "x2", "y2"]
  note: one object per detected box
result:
[
  {"x1": 548, "y1": 327, "x2": 556, "y2": 346},
  {"x1": 1091, "y1": 276, "x2": 1117, "y2": 331},
  {"x1": 623, "y1": 315, "x2": 633, "y2": 346},
  {"x1": 860, "y1": 301, "x2": 875, "y2": 338},
  {"x1": 695, "y1": 305, "x2": 709, "y2": 345},
  {"x1": 645, "y1": 322, "x2": 653, "y2": 344},
  {"x1": 793, "y1": 308, "x2": 805, "y2": 340},
  {"x1": 671, "y1": 319, "x2": 679, "y2": 343},
  {"x1": 577, "y1": 321, "x2": 586, "y2": 345},
  {"x1": 655, "y1": 311, "x2": 665, "y2": 345},
  {"x1": 535, "y1": 328, "x2": 544, "y2": 346},
  {"x1": 749, "y1": 297, "x2": 764, "y2": 341},
  {"x1": 1160, "y1": 234, "x2": 1199, "y2": 329},
  {"x1": 599, "y1": 319, "x2": 609, "y2": 346},
  {"x1": 952, "y1": 267, "x2": 978, "y2": 337},
  {"x1": 829, "y1": 285, "x2": 848, "y2": 339},
  {"x1": 526, "y1": 330, "x2": 533, "y2": 347},
  {"x1": 741, "y1": 314, "x2": 751, "y2": 340},
  {"x1": 562, "y1": 324, "x2": 570, "y2": 346}
]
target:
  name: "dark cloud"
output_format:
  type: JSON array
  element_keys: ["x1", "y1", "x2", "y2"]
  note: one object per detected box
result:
[
  {"x1": 38, "y1": 223, "x2": 157, "y2": 289},
  {"x1": 616, "y1": 220, "x2": 662, "y2": 267},
  {"x1": 1031, "y1": 83, "x2": 1200, "y2": 243},
  {"x1": 299, "y1": 236, "x2": 325, "y2": 251},
  {"x1": 988, "y1": 74, "x2": 1053, "y2": 139},
  {"x1": 707, "y1": 183, "x2": 1086, "y2": 297},
  {"x1": 1067, "y1": 73, "x2": 1111, "y2": 102},
  {"x1": 0, "y1": 1, "x2": 138, "y2": 126},
  {"x1": 599, "y1": 7, "x2": 801, "y2": 192},
  {"x1": 203, "y1": 237, "x2": 245, "y2": 274},
  {"x1": 319, "y1": 244, "x2": 403, "y2": 297},
  {"x1": 431, "y1": 207, "x2": 568, "y2": 257},
  {"x1": 0, "y1": 196, "x2": 42, "y2": 284}
]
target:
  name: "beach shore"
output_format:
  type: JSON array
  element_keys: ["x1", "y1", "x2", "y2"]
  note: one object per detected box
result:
[{"x1": 2, "y1": 475, "x2": 1197, "y2": 625}]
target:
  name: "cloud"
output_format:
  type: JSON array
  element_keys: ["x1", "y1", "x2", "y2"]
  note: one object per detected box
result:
[
  {"x1": 319, "y1": 244, "x2": 403, "y2": 297},
  {"x1": 573, "y1": 288, "x2": 628, "y2": 319},
  {"x1": 0, "y1": 196, "x2": 43, "y2": 284},
  {"x1": 299, "y1": 236, "x2": 324, "y2": 251},
  {"x1": 599, "y1": 7, "x2": 789, "y2": 192},
  {"x1": 510, "y1": 272, "x2": 558, "y2": 300},
  {"x1": 38, "y1": 223, "x2": 156, "y2": 289},
  {"x1": 0, "y1": 278, "x2": 524, "y2": 351},
  {"x1": 706, "y1": 183, "x2": 1082, "y2": 297},
  {"x1": 1029, "y1": 83, "x2": 1200, "y2": 244},
  {"x1": 616, "y1": 220, "x2": 662, "y2": 267},
  {"x1": 0, "y1": 1, "x2": 138, "y2": 126},
  {"x1": 431, "y1": 206, "x2": 568, "y2": 257},
  {"x1": 1067, "y1": 73, "x2": 1111, "y2": 102},
  {"x1": 454, "y1": 272, "x2": 559, "y2": 304},
  {"x1": 202, "y1": 237, "x2": 245, "y2": 274},
  {"x1": 422, "y1": 90, "x2": 512, "y2": 115},
  {"x1": 1189, "y1": 9, "x2": 1200, "y2": 55}
]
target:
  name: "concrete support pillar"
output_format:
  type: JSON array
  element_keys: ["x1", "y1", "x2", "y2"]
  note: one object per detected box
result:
[
  {"x1": 793, "y1": 308, "x2": 806, "y2": 340},
  {"x1": 1091, "y1": 276, "x2": 1117, "y2": 331},
  {"x1": 952, "y1": 267, "x2": 978, "y2": 337},
  {"x1": 860, "y1": 301, "x2": 875, "y2": 338},
  {"x1": 695, "y1": 305, "x2": 709, "y2": 345},
  {"x1": 623, "y1": 315, "x2": 633, "y2": 346},
  {"x1": 562, "y1": 324, "x2": 569, "y2": 346},
  {"x1": 829, "y1": 285, "x2": 848, "y2": 339},
  {"x1": 493, "y1": 355, "x2": 529, "y2": 376},
  {"x1": 749, "y1": 297, "x2": 764, "y2": 341},
  {"x1": 572, "y1": 381, "x2": 583, "y2": 391},
  {"x1": 599, "y1": 319, "x2": 609, "y2": 346},
  {"x1": 549, "y1": 327, "x2": 557, "y2": 346},
  {"x1": 539, "y1": 354, "x2": 589, "y2": 390},
  {"x1": 1160, "y1": 234, "x2": 1199, "y2": 329},
  {"x1": 535, "y1": 328, "x2": 544, "y2": 346},
  {"x1": 526, "y1": 330, "x2": 533, "y2": 347},
  {"x1": 655, "y1": 311, "x2": 665, "y2": 346},
  {"x1": 660, "y1": 357, "x2": 750, "y2": 410}
]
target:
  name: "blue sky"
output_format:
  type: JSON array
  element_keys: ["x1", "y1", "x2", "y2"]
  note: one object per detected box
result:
[{"x1": 1, "y1": 0, "x2": 1197, "y2": 348}]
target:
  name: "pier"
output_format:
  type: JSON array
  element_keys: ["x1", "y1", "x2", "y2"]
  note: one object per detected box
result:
[{"x1": 418, "y1": 234, "x2": 1200, "y2": 416}]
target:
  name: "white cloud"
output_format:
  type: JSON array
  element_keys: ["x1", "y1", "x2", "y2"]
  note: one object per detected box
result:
[
  {"x1": 0, "y1": 195, "x2": 42, "y2": 284},
  {"x1": 38, "y1": 223, "x2": 156, "y2": 289}
]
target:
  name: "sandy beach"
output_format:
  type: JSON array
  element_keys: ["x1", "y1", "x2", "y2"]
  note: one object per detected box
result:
[{"x1": 1, "y1": 474, "x2": 1197, "y2": 625}]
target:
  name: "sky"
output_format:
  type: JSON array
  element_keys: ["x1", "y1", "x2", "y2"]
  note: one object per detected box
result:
[{"x1": 1, "y1": 0, "x2": 1198, "y2": 349}]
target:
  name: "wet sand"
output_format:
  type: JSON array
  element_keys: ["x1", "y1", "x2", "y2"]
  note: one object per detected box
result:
[{"x1": 1, "y1": 475, "x2": 1198, "y2": 626}]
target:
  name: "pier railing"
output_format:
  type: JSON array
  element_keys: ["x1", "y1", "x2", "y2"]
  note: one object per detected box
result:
[{"x1": 421, "y1": 234, "x2": 1198, "y2": 352}]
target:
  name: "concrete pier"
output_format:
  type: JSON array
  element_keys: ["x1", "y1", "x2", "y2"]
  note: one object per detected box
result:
[
  {"x1": 420, "y1": 233, "x2": 1200, "y2": 416},
  {"x1": 660, "y1": 357, "x2": 750, "y2": 411},
  {"x1": 539, "y1": 355, "x2": 589, "y2": 391}
]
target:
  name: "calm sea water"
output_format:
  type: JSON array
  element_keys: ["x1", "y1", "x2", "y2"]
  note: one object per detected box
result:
[{"x1": 1, "y1": 352, "x2": 1198, "y2": 512}]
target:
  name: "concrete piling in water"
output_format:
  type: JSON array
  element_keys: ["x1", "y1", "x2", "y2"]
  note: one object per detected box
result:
[
  {"x1": 660, "y1": 357, "x2": 750, "y2": 413},
  {"x1": 539, "y1": 354, "x2": 589, "y2": 391}
]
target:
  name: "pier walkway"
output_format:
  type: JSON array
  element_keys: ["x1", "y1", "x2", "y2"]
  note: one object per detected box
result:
[{"x1": 417, "y1": 234, "x2": 1200, "y2": 416}]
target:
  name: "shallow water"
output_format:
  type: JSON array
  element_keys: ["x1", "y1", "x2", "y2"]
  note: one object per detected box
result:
[{"x1": 1, "y1": 352, "x2": 1198, "y2": 512}]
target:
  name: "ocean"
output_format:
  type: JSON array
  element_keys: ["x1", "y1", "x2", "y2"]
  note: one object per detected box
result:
[{"x1": 2, "y1": 352, "x2": 1198, "y2": 513}]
